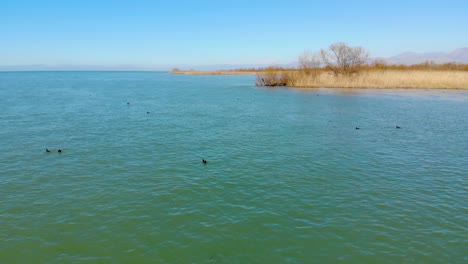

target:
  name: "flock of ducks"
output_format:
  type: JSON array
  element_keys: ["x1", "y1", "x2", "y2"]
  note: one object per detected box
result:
[
  {"x1": 45, "y1": 102, "x2": 210, "y2": 164},
  {"x1": 45, "y1": 148, "x2": 208, "y2": 164},
  {"x1": 356, "y1": 125, "x2": 401, "y2": 130},
  {"x1": 45, "y1": 148, "x2": 61, "y2": 153},
  {"x1": 46, "y1": 102, "x2": 402, "y2": 164}
]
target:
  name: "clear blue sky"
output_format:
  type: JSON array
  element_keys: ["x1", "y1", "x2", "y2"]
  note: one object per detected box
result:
[{"x1": 1, "y1": 0, "x2": 467, "y2": 69}]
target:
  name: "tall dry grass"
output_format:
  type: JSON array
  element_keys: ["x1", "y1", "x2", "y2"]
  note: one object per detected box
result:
[{"x1": 288, "y1": 70, "x2": 468, "y2": 89}]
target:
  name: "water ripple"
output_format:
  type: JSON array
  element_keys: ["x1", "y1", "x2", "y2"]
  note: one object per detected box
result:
[{"x1": 1, "y1": 72, "x2": 467, "y2": 263}]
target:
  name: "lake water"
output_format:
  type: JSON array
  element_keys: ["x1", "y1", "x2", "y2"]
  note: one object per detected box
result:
[{"x1": 1, "y1": 71, "x2": 467, "y2": 263}]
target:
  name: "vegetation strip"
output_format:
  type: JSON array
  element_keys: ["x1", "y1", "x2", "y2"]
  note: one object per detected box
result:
[{"x1": 171, "y1": 43, "x2": 468, "y2": 89}]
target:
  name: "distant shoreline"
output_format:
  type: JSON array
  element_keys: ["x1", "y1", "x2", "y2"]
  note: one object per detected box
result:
[{"x1": 170, "y1": 69, "x2": 265, "y2": 75}]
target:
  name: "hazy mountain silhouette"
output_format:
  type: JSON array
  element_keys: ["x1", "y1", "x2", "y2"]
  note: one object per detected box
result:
[
  {"x1": 2, "y1": 48, "x2": 468, "y2": 71},
  {"x1": 385, "y1": 47, "x2": 468, "y2": 64}
]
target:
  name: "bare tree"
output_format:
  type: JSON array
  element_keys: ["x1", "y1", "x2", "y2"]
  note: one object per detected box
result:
[
  {"x1": 299, "y1": 50, "x2": 321, "y2": 70},
  {"x1": 320, "y1": 42, "x2": 369, "y2": 76},
  {"x1": 298, "y1": 50, "x2": 321, "y2": 77}
]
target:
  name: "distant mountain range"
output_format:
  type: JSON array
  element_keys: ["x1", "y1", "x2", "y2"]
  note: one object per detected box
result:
[
  {"x1": 1, "y1": 48, "x2": 467, "y2": 71},
  {"x1": 383, "y1": 47, "x2": 468, "y2": 65}
]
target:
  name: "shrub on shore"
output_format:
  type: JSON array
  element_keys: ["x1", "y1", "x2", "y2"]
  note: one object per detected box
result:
[{"x1": 255, "y1": 67, "x2": 290, "y2": 86}]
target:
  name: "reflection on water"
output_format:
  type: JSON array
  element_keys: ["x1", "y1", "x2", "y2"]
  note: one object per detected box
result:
[{"x1": 286, "y1": 86, "x2": 468, "y2": 100}]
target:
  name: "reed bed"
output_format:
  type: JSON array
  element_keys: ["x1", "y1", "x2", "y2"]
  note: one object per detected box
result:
[{"x1": 288, "y1": 70, "x2": 468, "y2": 89}]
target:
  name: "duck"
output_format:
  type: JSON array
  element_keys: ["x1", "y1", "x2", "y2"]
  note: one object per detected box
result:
[
  {"x1": 58, "y1": 149, "x2": 62, "y2": 153},
  {"x1": 46, "y1": 148, "x2": 51, "y2": 153},
  {"x1": 396, "y1": 125, "x2": 401, "y2": 129},
  {"x1": 202, "y1": 159, "x2": 207, "y2": 164},
  {"x1": 355, "y1": 127, "x2": 360, "y2": 130}
]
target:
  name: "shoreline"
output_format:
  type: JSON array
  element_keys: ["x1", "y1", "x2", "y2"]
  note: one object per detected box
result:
[{"x1": 171, "y1": 69, "x2": 468, "y2": 89}]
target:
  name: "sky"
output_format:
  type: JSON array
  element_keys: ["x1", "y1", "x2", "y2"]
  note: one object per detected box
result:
[{"x1": 1, "y1": 0, "x2": 468, "y2": 70}]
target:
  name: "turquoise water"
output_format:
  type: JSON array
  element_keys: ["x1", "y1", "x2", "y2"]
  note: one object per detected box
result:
[{"x1": 1, "y1": 72, "x2": 467, "y2": 263}]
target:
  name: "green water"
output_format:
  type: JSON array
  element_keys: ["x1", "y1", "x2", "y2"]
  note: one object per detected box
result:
[{"x1": 1, "y1": 72, "x2": 467, "y2": 263}]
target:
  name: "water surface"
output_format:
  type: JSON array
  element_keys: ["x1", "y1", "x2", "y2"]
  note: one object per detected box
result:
[{"x1": 1, "y1": 72, "x2": 467, "y2": 263}]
